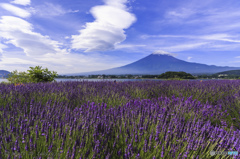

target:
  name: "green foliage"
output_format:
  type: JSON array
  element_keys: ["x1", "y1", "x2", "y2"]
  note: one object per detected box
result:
[
  {"x1": 27, "y1": 66, "x2": 58, "y2": 83},
  {"x1": 7, "y1": 70, "x2": 31, "y2": 84},
  {"x1": 158, "y1": 71, "x2": 196, "y2": 79},
  {"x1": 7, "y1": 66, "x2": 58, "y2": 84},
  {"x1": 0, "y1": 81, "x2": 10, "y2": 84}
]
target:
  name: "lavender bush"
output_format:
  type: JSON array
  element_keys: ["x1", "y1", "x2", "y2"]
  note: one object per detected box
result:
[{"x1": 0, "y1": 80, "x2": 240, "y2": 158}]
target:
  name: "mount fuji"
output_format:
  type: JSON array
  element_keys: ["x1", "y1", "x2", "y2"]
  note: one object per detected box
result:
[{"x1": 71, "y1": 51, "x2": 240, "y2": 75}]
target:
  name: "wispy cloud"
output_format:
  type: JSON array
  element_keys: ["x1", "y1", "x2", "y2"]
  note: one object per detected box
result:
[
  {"x1": 142, "y1": 34, "x2": 240, "y2": 43},
  {"x1": 156, "y1": 42, "x2": 208, "y2": 52},
  {"x1": 162, "y1": 0, "x2": 240, "y2": 34},
  {"x1": 152, "y1": 50, "x2": 177, "y2": 57},
  {"x1": 115, "y1": 44, "x2": 146, "y2": 49},
  {"x1": 0, "y1": 16, "x2": 65, "y2": 56},
  {"x1": 141, "y1": 33, "x2": 240, "y2": 52},
  {"x1": 0, "y1": 3, "x2": 31, "y2": 18},
  {"x1": 165, "y1": 8, "x2": 196, "y2": 20},
  {"x1": 71, "y1": 0, "x2": 136, "y2": 52},
  {"x1": 31, "y1": 3, "x2": 79, "y2": 17},
  {"x1": 11, "y1": 0, "x2": 30, "y2": 6},
  {"x1": 1, "y1": 56, "x2": 39, "y2": 65}
]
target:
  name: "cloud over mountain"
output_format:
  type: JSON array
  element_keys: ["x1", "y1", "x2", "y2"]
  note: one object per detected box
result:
[
  {"x1": 71, "y1": 0, "x2": 136, "y2": 52},
  {"x1": 152, "y1": 50, "x2": 177, "y2": 57}
]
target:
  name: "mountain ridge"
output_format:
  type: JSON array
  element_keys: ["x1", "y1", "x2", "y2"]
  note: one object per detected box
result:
[
  {"x1": 0, "y1": 70, "x2": 10, "y2": 78},
  {"x1": 68, "y1": 53, "x2": 240, "y2": 75}
]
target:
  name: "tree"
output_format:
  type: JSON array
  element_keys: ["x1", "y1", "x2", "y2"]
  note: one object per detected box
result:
[
  {"x1": 7, "y1": 66, "x2": 58, "y2": 84},
  {"x1": 27, "y1": 66, "x2": 58, "y2": 83},
  {"x1": 7, "y1": 70, "x2": 31, "y2": 84},
  {"x1": 158, "y1": 71, "x2": 196, "y2": 79}
]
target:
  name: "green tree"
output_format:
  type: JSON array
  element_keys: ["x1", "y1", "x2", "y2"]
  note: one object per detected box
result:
[
  {"x1": 158, "y1": 71, "x2": 196, "y2": 79},
  {"x1": 27, "y1": 66, "x2": 58, "y2": 83},
  {"x1": 7, "y1": 66, "x2": 58, "y2": 84},
  {"x1": 7, "y1": 70, "x2": 31, "y2": 84}
]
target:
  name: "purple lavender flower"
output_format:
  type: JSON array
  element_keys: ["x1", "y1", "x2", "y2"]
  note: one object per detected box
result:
[
  {"x1": 25, "y1": 144, "x2": 28, "y2": 151},
  {"x1": 161, "y1": 145, "x2": 164, "y2": 157}
]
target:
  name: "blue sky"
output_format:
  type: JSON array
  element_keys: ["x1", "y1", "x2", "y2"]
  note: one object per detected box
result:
[{"x1": 0, "y1": 0, "x2": 240, "y2": 74}]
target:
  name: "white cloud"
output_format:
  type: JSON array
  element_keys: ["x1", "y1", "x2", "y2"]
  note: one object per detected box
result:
[
  {"x1": 159, "y1": 42, "x2": 208, "y2": 52},
  {"x1": 11, "y1": 0, "x2": 30, "y2": 6},
  {"x1": 141, "y1": 33, "x2": 240, "y2": 51},
  {"x1": 1, "y1": 57, "x2": 39, "y2": 65},
  {"x1": 143, "y1": 1, "x2": 240, "y2": 54},
  {"x1": 162, "y1": 0, "x2": 240, "y2": 34},
  {"x1": 187, "y1": 56, "x2": 193, "y2": 60},
  {"x1": 0, "y1": 16, "x2": 64, "y2": 56},
  {"x1": 166, "y1": 8, "x2": 196, "y2": 19},
  {"x1": 0, "y1": 3, "x2": 31, "y2": 18},
  {"x1": 0, "y1": 3, "x2": 130, "y2": 74},
  {"x1": 104, "y1": 0, "x2": 128, "y2": 9},
  {"x1": 71, "y1": 0, "x2": 136, "y2": 52},
  {"x1": 142, "y1": 34, "x2": 240, "y2": 43},
  {"x1": 235, "y1": 56, "x2": 240, "y2": 58},
  {"x1": 152, "y1": 50, "x2": 177, "y2": 57},
  {"x1": 31, "y1": 3, "x2": 77, "y2": 17},
  {"x1": 205, "y1": 43, "x2": 240, "y2": 51},
  {"x1": 115, "y1": 44, "x2": 146, "y2": 49},
  {"x1": 0, "y1": 16, "x2": 32, "y2": 33},
  {"x1": 200, "y1": 34, "x2": 240, "y2": 43}
]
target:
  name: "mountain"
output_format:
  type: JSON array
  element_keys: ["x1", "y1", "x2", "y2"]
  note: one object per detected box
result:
[
  {"x1": 0, "y1": 70, "x2": 10, "y2": 78},
  {"x1": 215, "y1": 70, "x2": 240, "y2": 75},
  {"x1": 70, "y1": 53, "x2": 240, "y2": 75}
]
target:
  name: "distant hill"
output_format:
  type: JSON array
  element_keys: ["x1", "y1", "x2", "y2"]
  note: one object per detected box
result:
[
  {"x1": 0, "y1": 70, "x2": 10, "y2": 78},
  {"x1": 158, "y1": 71, "x2": 196, "y2": 79},
  {"x1": 215, "y1": 70, "x2": 240, "y2": 75},
  {"x1": 69, "y1": 52, "x2": 240, "y2": 75}
]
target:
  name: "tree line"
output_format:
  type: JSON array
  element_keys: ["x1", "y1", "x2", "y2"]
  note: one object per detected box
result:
[{"x1": 58, "y1": 72, "x2": 196, "y2": 79}]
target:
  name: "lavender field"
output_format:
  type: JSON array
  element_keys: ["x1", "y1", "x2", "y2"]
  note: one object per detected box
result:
[{"x1": 0, "y1": 80, "x2": 240, "y2": 158}]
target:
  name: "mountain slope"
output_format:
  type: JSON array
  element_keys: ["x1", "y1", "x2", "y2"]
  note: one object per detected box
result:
[
  {"x1": 215, "y1": 70, "x2": 240, "y2": 75},
  {"x1": 0, "y1": 70, "x2": 10, "y2": 78},
  {"x1": 70, "y1": 53, "x2": 240, "y2": 75}
]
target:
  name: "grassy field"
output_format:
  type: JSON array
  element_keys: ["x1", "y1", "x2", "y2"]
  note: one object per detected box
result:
[{"x1": 0, "y1": 80, "x2": 240, "y2": 158}]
